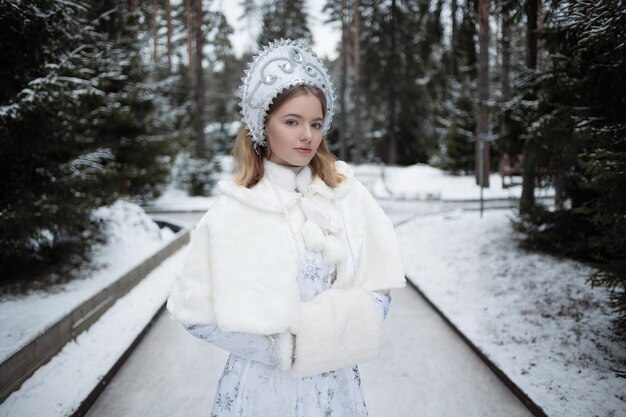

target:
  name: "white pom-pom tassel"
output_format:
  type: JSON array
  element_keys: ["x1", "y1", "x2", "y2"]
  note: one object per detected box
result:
[
  {"x1": 322, "y1": 235, "x2": 346, "y2": 264},
  {"x1": 302, "y1": 221, "x2": 325, "y2": 251}
]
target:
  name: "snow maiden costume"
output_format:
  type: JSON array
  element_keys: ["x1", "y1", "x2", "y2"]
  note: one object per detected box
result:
[{"x1": 166, "y1": 39, "x2": 406, "y2": 416}]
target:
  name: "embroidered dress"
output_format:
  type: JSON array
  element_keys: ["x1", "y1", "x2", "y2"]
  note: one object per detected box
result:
[
  {"x1": 187, "y1": 250, "x2": 389, "y2": 417},
  {"x1": 180, "y1": 161, "x2": 392, "y2": 417}
]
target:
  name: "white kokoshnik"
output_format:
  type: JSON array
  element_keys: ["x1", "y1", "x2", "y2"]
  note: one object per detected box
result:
[{"x1": 238, "y1": 38, "x2": 336, "y2": 150}]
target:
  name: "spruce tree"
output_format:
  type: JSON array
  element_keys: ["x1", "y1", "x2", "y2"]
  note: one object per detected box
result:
[
  {"x1": 164, "y1": 0, "x2": 225, "y2": 196},
  {"x1": 437, "y1": 0, "x2": 479, "y2": 173},
  {"x1": 258, "y1": 0, "x2": 313, "y2": 46},
  {"x1": 0, "y1": 0, "x2": 178, "y2": 285},
  {"x1": 0, "y1": 1, "x2": 117, "y2": 284},
  {"x1": 513, "y1": 0, "x2": 626, "y2": 332},
  {"x1": 360, "y1": 0, "x2": 444, "y2": 165},
  {"x1": 207, "y1": 12, "x2": 243, "y2": 155},
  {"x1": 84, "y1": 0, "x2": 178, "y2": 203}
]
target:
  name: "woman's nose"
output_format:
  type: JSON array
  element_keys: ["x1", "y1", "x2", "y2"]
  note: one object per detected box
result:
[{"x1": 301, "y1": 125, "x2": 312, "y2": 141}]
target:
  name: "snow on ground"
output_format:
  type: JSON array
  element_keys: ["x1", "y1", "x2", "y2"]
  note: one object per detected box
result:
[
  {"x1": 396, "y1": 209, "x2": 626, "y2": 417},
  {"x1": 0, "y1": 200, "x2": 177, "y2": 364},
  {"x1": 145, "y1": 155, "x2": 232, "y2": 212},
  {"x1": 148, "y1": 159, "x2": 541, "y2": 214},
  {"x1": 147, "y1": 184, "x2": 218, "y2": 212},
  {"x1": 0, "y1": 244, "x2": 187, "y2": 417},
  {"x1": 363, "y1": 163, "x2": 555, "y2": 201}
]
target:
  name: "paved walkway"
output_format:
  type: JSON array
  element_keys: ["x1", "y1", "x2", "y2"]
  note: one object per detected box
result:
[
  {"x1": 85, "y1": 205, "x2": 535, "y2": 417},
  {"x1": 86, "y1": 287, "x2": 533, "y2": 417}
]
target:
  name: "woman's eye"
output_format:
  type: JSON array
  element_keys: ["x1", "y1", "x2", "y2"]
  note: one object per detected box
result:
[
  {"x1": 286, "y1": 119, "x2": 298, "y2": 126},
  {"x1": 312, "y1": 122, "x2": 322, "y2": 129}
]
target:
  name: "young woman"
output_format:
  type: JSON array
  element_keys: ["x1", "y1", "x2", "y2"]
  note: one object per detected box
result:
[{"x1": 167, "y1": 39, "x2": 405, "y2": 417}]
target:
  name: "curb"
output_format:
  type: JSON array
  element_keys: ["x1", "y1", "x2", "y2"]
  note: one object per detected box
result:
[
  {"x1": 0, "y1": 219, "x2": 190, "y2": 404},
  {"x1": 391, "y1": 205, "x2": 517, "y2": 229},
  {"x1": 70, "y1": 304, "x2": 167, "y2": 417},
  {"x1": 404, "y1": 278, "x2": 549, "y2": 417},
  {"x1": 143, "y1": 207, "x2": 210, "y2": 214},
  {"x1": 373, "y1": 195, "x2": 554, "y2": 203}
]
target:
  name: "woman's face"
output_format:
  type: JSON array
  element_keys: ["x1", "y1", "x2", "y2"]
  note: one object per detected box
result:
[{"x1": 265, "y1": 92, "x2": 324, "y2": 167}]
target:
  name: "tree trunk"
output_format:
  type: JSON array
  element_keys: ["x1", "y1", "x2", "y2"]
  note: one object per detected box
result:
[
  {"x1": 501, "y1": 5, "x2": 511, "y2": 104},
  {"x1": 339, "y1": 0, "x2": 349, "y2": 162},
  {"x1": 388, "y1": 0, "x2": 398, "y2": 165},
  {"x1": 526, "y1": 0, "x2": 538, "y2": 69},
  {"x1": 165, "y1": 0, "x2": 173, "y2": 76},
  {"x1": 193, "y1": 0, "x2": 206, "y2": 158},
  {"x1": 151, "y1": 0, "x2": 159, "y2": 66},
  {"x1": 352, "y1": 0, "x2": 362, "y2": 164},
  {"x1": 130, "y1": 0, "x2": 138, "y2": 40},
  {"x1": 475, "y1": 0, "x2": 490, "y2": 187},
  {"x1": 185, "y1": 0, "x2": 194, "y2": 79},
  {"x1": 450, "y1": 0, "x2": 458, "y2": 77},
  {"x1": 500, "y1": 2, "x2": 511, "y2": 154},
  {"x1": 520, "y1": 0, "x2": 540, "y2": 214}
]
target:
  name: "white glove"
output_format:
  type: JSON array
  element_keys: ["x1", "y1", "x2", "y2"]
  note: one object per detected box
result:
[{"x1": 184, "y1": 323, "x2": 293, "y2": 371}]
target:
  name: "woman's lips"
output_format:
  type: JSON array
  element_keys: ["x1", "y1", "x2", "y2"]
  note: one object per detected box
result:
[{"x1": 295, "y1": 147, "x2": 312, "y2": 154}]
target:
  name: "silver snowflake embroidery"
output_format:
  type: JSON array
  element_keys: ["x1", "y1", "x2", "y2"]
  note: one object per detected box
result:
[
  {"x1": 223, "y1": 356, "x2": 235, "y2": 376},
  {"x1": 327, "y1": 387, "x2": 335, "y2": 400},
  {"x1": 320, "y1": 370, "x2": 337, "y2": 378},
  {"x1": 301, "y1": 256, "x2": 322, "y2": 282},
  {"x1": 216, "y1": 392, "x2": 234, "y2": 411},
  {"x1": 352, "y1": 366, "x2": 361, "y2": 386}
]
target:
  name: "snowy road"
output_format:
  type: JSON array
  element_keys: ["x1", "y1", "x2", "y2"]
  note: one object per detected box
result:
[{"x1": 85, "y1": 202, "x2": 534, "y2": 417}]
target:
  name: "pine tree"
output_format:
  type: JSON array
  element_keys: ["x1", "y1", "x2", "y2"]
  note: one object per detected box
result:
[
  {"x1": 438, "y1": 0, "x2": 478, "y2": 173},
  {"x1": 513, "y1": 0, "x2": 626, "y2": 332},
  {"x1": 338, "y1": 0, "x2": 351, "y2": 161},
  {"x1": 258, "y1": 0, "x2": 313, "y2": 46},
  {"x1": 83, "y1": 0, "x2": 178, "y2": 202},
  {"x1": 439, "y1": 88, "x2": 476, "y2": 174},
  {"x1": 239, "y1": 0, "x2": 261, "y2": 51},
  {"x1": 192, "y1": 0, "x2": 207, "y2": 160},
  {"x1": 207, "y1": 12, "x2": 245, "y2": 155},
  {"x1": 493, "y1": 0, "x2": 525, "y2": 162},
  {"x1": 322, "y1": 0, "x2": 358, "y2": 161},
  {"x1": 0, "y1": 0, "x2": 178, "y2": 284},
  {"x1": 165, "y1": 0, "x2": 174, "y2": 75},
  {"x1": 0, "y1": 1, "x2": 118, "y2": 283},
  {"x1": 519, "y1": 0, "x2": 541, "y2": 214},
  {"x1": 475, "y1": 0, "x2": 491, "y2": 187},
  {"x1": 352, "y1": 0, "x2": 364, "y2": 163},
  {"x1": 168, "y1": 0, "x2": 224, "y2": 196},
  {"x1": 360, "y1": 0, "x2": 441, "y2": 165}
]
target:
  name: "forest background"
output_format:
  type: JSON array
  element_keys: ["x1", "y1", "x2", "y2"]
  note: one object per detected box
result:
[{"x1": 0, "y1": 0, "x2": 624, "y2": 336}]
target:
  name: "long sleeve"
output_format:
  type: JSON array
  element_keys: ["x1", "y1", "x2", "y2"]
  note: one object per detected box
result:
[{"x1": 183, "y1": 323, "x2": 293, "y2": 371}]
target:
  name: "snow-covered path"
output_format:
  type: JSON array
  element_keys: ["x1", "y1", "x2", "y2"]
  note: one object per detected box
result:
[
  {"x1": 85, "y1": 288, "x2": 534, "y2": 417},
  {"x1": 84, "y1": 208, "x2": 534, "y2": 417}
]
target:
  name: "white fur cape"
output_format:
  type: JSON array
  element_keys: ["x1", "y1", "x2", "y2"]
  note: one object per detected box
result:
[{"x1": 166, "y1": 161, "x2": 406, "y2": 376}]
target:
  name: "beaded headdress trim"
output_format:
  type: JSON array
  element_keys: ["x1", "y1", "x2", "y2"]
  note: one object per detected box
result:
[{"x1": 238, "y1": 39, "x2": 336, "y2": 150}]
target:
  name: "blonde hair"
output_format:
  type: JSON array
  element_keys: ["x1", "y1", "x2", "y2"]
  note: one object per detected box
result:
[{"x1": 232, "y1": 85, "x2": 345, "y2": 188}]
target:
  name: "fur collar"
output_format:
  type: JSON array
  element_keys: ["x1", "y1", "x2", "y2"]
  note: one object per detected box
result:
[{"x1": 217, "y1": 160, "x2": 356, "y2": 211}]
